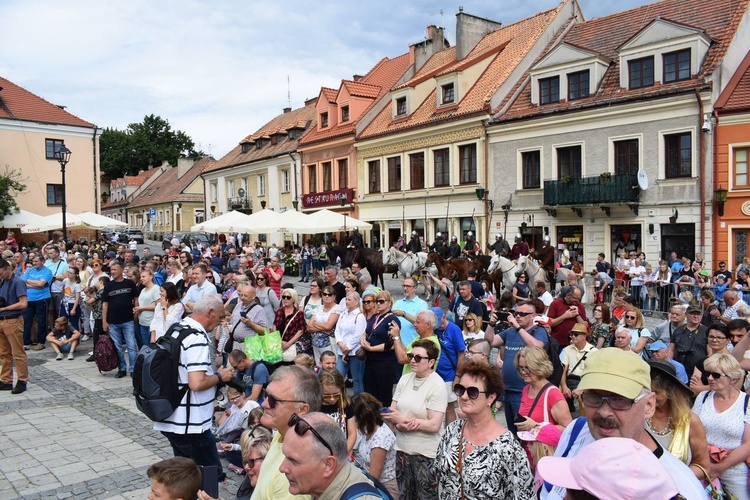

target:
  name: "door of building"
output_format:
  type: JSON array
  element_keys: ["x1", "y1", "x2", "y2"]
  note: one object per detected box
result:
[
  {"x1": 610, "y1": 224, "x2": 642, "y2": 263},
  {"x1": 660, "y1": 223, "x2": 695, "y2": 261}
]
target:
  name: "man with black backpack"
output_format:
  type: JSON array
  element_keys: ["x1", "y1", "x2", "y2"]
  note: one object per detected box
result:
[
  {"x1": 152, "y1": 295, "x2": 234, "y2": 481},
  {"x1": 228, "y1": 349, "x2": 269, "y2": 402}
]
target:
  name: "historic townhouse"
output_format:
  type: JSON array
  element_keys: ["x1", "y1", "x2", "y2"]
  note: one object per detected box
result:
[
  {"x1": 713, "y1": 49, "x2": 750, "y2": 269},
  {"x1": 354, "y1": 3, "x2": 577, "y2": 248},
  {"x1": 101, "y1": 167, "x2": 165, "y2": 223},
  {"x1": 487, "y1": 0, "x2": 750, "y2": 268},
  {"x1": 201, "y1": 101, "x2": 316, "y2": 247},
  {"x1": 298, "y1": 52, "x2": 412, "y2": 247}
]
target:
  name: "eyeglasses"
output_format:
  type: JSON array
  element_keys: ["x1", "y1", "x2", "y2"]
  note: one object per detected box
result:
[
  {"x1": 265, "y1": 393, "x2": 305, "y2": 409},
  {"x1": 322, "y1": 391, "x2": 341, "y2": 400},
  {"x1": 256, "y1": 277, "x2": 265, "y2": 281},
  {"x1": 362, "y1": 300, "x2": 374, "y2": 304},
  {"x1": 407, "y1": 353, "x2": 430, "y2": 363},
  {"x1": 581, "y1": 392, "x2": 648, "y2": 411},
  {"x1": 465, "y1": 318, "x2": 475, "y2": 322},
  {"x1": 376, "y1": 299, "x2": 387, "y2": 304},
  {"x1": 517, "y1": 365, "x2": 531, "y2": 373},
  {"x1": 243, "y1": 456, "x2": 265, "y2": 469},
  {"x1": 288, "y1": 413, "x2": 333, "y2": 456},
  {"x1": 466, "y1": 350, "x2": 485, "y2": 356},
  {"x1": 512, "y1": 311, "x2": 534, "y2": 317},
  {"x1": 569, "y1": 332, "x2": 586, "y2": 337},
  {"x1": 708, "y1": 336, "x2": 727, "y2": 341},
  {"x1": 707, "y1": 371, "x2": 730, "y2": 379},
  {"x1": 402, "y1": 284, "x2": 414, "y2": 288},
  {"x1": 322, "y1": 292, "x2": 334, "y2": 297},
  {"x1": 454, "y1": 384, "x2": 490, "y2": 399},
  {"x1": 229, "y1": 395, "x2": 241, "y2": 403},
  {"x1": 282, "y1": 295, "x2": 293, "y2": 300},
  {"x1": 625, "y1": 315, "x2": 637, "y2": 320}
]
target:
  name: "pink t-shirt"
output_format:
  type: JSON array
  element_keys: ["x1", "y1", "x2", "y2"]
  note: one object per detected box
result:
[
  {"x1": 267, "y1": 266, "x2": 284, "y2": 298},
  {"x1": 518, "y1": 384, "x2": 566, "y2": 425}
]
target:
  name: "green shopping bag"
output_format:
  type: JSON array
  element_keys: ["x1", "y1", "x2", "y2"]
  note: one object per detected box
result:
[
  {"x1": 244, "y1": 335, "x2": 264, "y2": 361},
  {"x1": 261, "y1": 330, "x2": 283, "y2": 364}
]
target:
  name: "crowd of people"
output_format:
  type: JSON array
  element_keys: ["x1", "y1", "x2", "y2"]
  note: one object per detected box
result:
[{"x1": 6, "y1": 229, "x2": 750, "y2": 499}]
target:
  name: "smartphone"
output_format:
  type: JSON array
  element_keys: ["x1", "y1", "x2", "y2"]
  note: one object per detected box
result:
[
  {"x1": 198, "y1": 465, "x2": 219, "y2": 498},
  {"x1": 379, "y1": 407, "x2": 392, "y2": 414},
  {"x1": 240, "y1": 310, "x2": 248, "y2": 318},
  {"x1": 514, "y1": 413, "x2": 527, "y2": 424}
]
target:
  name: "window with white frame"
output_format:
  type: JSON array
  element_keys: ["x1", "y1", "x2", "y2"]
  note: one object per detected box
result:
[
  {"x1": 521, "y1": 151, "x2": 541, "y2": 189},
  {"x1": 258, "y1": 175, "x2": 266, "y2": 196},
  {"x1": 282, "y1": 170, "x2": 291, "y2": 193},
  {"x1": 664, "y1": 132, "x2": 692, "y2": 179},
  {"x1": 228, "y1": 180, "x2": 235, "y2": 198},
  {"x1": 211, "y1": 183, "x2": 217, "y2": 202}
]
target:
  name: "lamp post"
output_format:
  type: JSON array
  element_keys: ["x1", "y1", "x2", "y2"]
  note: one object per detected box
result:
[
  {"x1": 54, "y1": 144, "x2": 72, "y2": 243},
  {"x1": 341, "y1": 193, "x2": 347, "y2": 236},
  {"x1": 522, "y1": 212, "x2": 535, "y2": 249},
  {"x1": 714, "y1": 186, "x2": 728, "y2": 217},
  {"x1": 475, "y1": 187, "x2": 494, "y2": 247}
]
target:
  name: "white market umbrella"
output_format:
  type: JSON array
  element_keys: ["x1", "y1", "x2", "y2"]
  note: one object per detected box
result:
[
  {"x1": 77, "y1": 212, "x2": 128, "y2": 229},
  {"x1": 306, "y1": 209, "x2": 372, "y2": 232},
  {"x1": 242, "y1": 209, "x2": 286, "y2": 233},
  {"x1": 276, "y1": 210, "x2": 315, "y2": 233},
  {"x1": 191, "y1": 210, "x2": 257, "y2": 233},
  {"x1": 0, "y1": 209, "x2": 46, "y2": 229},
  {"x1": 21, "y1": 212, "x2": 81, "y2": 233}
]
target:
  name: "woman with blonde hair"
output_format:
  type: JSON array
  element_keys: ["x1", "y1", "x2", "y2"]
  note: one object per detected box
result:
[
  {"x1": 462, "y1": 312, "x2": 484, "y2": 344},
  {"x1": 514, "y1": 346, "x2": 571, "y2": 433},
  {"x1": 361, "y1": 290, "x2": 401, "y2": 407},
  {"x1": 621, "y1": 306, "x2": 651, "y2": 355}
]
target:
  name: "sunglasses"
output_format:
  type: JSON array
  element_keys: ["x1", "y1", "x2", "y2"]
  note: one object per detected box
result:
[
  {"x1": 376, "y1": 299, "x2": 387, "y2": 304},
  {"x1": 707, "y1": 371, "x2": 729, "y2": 379},
  {"x1": 243, "y1": 456, "x2": 264, "y2": 469},
  {"x1": 266, "y1": 393, "x2": 304, "y2": 409},
  {"x1": 282, "y1": 295, "x2": 293, "y2": 300},
  {"x1": 453, "y1": 384, "x2": 490, "y2": 399},
  {"x1": 625, "y1": 315, "x2": 637, "y2": 320},
  {"x1": 512, "y1": 311, "x2": 534, "y2": 317},
  {"x1": 288, "y1": 413, "x2": 333, "y2": 455},
  {"x1": 407, "y1": 353, "x2": 430, "y2": 363},
  {"x1": 322, "y1": 292, "x2": 334, "y2": 297},
  {"x1": 362, "y1": 300, "x2": 374, "y2": 304},
  {"x1": 581, "y1": 392, "x2": 647, "y2": 411},
  {"x1": 256, "y1": 277, "x2": 266, "y2": 281}
]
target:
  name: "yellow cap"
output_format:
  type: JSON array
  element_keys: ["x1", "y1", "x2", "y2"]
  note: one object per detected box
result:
[{"x1": 576, "y1": 349, "x2": 651, "y2": 399}]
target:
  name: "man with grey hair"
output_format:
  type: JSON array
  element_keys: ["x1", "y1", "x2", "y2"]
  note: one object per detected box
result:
[
  {"x1": 280, "y1": 412, "x2": 381, "y2": 499},
  {"x1": 392, "y1": 309, "x2": 441, "y2": 375},
  {"x1": 721, "y1": 289, "x2": 748, "y2": 323},
  {"x1": 613, "y1": 327, "x2": 633, "y2": 352},
  {"x1": 153, "y1": 295, "x2": 234, "y2": 481},
  {"x1": 229, "y1": 285, "x2": 268, "y2": 351},
  {"x1": 393, "y1": 276, "x2": 428, "y2": 346},
  {"x1": 252, "y1": 365, "x2": 322, "y2": 500}
]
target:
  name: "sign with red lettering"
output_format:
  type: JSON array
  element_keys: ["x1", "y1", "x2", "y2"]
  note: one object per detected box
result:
[{"x1": 302, "y1": 188, "x2": 354, "y2": 208}]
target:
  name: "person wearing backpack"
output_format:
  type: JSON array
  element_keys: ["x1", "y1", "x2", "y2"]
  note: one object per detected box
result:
[
  {"x1": 228, "y1": 349, "x2": 270, "y2": 402},
  {"x1": 279, "y1": 412, "x2": 392, "y2": 499},
  {"x1": 484, "y1": 302, "x2": 548, "y2": 436},
  {"x1": 152, "y1": 295, "x2": 234, "y2": 482}
]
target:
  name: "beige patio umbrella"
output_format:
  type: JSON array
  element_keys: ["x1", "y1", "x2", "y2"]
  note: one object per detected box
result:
[
  {"x1": 0, "y1": 209, "x2": 46, "y2": 229},
  {"x1": 190, "y1": 210, "x2": 258, "y2": 233},
  {"x1": 306, "y1": 209, "x2": 372, "y2": 232}
]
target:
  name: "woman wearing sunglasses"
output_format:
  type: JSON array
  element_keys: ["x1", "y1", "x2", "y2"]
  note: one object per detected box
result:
[
  {"x1": 622, "y1": 306, "x2": 651, "y2": 356},
  {"x1": 382, "y1": 339, "x2": 446, "y2": 500},
  {"x1": 306, "y1": 285, "x2": 340, "y2": 368},
  {"x1": 690, "y1": 322, "x2": 733, "y2": 396},
  {"x1": 274, "y1": 288, "x2": 311, "y2": 364},
  {"x1": 254, "y1": 271, "x2": 279, "y2": 327},
  {"x1": 361, "y1": 291, "x2": 401, "y2": 407},
  {"x1": 692, "y1": 353, "x2": 750, "y2": 499},
  {"x1": 515, "y1": 346, "x2": 571, "y2": 434},
  {"x1": 434, "y1": 359, "x2": 533, "y2": 499},
  {"x1": 334, "y1": 291, "x2": 367, "y2": 394}
]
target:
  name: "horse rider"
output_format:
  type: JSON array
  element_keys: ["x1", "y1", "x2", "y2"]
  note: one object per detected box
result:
[
  {"x1": 447, "y1": 235, "x2": 462, "y2": 260},
  {"x1": 463, "y1": 231, "x2": 478, "y2": 257},
  {"x1": 406, "y1": 230, "x2": 422, "y2": 255},
  {"x1": 347, "y1": 226, "x2": 364, "y2": 249},
  {"x1": 511, "y1": 233, "x2": 530, "y2": 261},
  {"x1": 487, "y1": 233, "x2": 510, "y2": 257},
  {"x1": 430, "y1": 232, "x2": 446, "y2": 257}
]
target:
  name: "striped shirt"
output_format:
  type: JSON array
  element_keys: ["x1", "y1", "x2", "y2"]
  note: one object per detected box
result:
[{"x1": 153, "y1": 317, "x2": 216, "y2": 434}]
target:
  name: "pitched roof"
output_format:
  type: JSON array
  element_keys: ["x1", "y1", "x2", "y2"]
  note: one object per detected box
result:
[
  {"x1": 716, "y1": 49, "x2": 750, "y2": 113},
  {"x1": 128, "y1": 157, "x2": 216, "y2": 209},
  {"x1": 321, "y1": 88, "x2": 339, "y2": 104},
  {"x1": 494, "y1": 0, "x2": 749, "y2": 123},
  {"x1": 0, "y1": 76, "x2": 96, "y2": 128},
  {"x1": 204, "y1": 100, "x2": 317, "y2": 173},
  {"x1": 359, "y1": 5, "x2": 564, "y2": 140},
  {"x1": 125, "y1": 168, "x2": 161, "y2": 187},
  {"x1": 299, "y1": 53, "x2": 411, "y2": 146}
]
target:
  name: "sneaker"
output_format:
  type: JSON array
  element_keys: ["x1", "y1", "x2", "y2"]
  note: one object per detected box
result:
[
  {"x1": 87, "y1": 351, "x2": 93, "y2": 356},
  {"x1": 81, "y1": 335, "x2": 90, "y2": 342},
  {"x1": 32, "y1": 344, "x2": 45, "y2": 351},
  {"x1": 56, "y1": 353, "x2": 63, "y2": 361},
  {"x1": 11, "y1": 381, "x2": 27, "y2": 394},
  {"x1": 0, "y1": 382, "x2": 12, "y2": 390},
  {"x1": 86, "y1": 355, "x2": 95, "y2": 362},
  {"x1": 23, "y1": 345, "x2": 30, "y2": 351},
  {"x1": 115, "y1": 370, "x2": 127, "y2": 379},
  {"x1": 68, "y1": 353, "x2": 74, "y2": 361}
]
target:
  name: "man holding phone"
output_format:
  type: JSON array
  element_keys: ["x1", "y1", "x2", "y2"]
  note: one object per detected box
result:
[{"x1": 484, "y1": 302, "x2": 547, "y2": 435}]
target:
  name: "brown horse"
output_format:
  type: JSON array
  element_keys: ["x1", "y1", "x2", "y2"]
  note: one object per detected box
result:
[
  {"x1": 353, "y1": 248, "x2": 386, "y2": 289},
  {"x1": 529, "y1": 245, "x2": 555, "y2": 285},
  {"x1": 425, "y1": 252, "x2": 472, "y2": 281}
]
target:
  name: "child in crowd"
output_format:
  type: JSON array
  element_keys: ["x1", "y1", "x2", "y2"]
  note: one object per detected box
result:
[
  {"x1": 518, "y1": 422, "x2": 561, "y2": 494},
  {"x1": 46, "y1": 317, "x2": 81, "y2": 361},
  {"x1": 147, "y1": 457, "x2": 201, "y2": 500},
  {"x1": 294, "y1": 353, "x2": 315, "y2": 370},
  {"x1": 85, "y1": 275, "x2": 109, "y2": 362},
  {"x1": 60, "y1": 266, "x2": 81, "y2": 331}
]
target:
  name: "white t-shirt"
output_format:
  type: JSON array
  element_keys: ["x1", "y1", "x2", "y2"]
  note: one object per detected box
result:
[
  {"x1": 354, "y1": 425, "x2": 397, "y2": 483},
  {"x1": 692, "y1": 390, "x2": 750, "y2": 478},
  {"x1": 392, "y1": 371, "x2": 447, "y2": 459}
]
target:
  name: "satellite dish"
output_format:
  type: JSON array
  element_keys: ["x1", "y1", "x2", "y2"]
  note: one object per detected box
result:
[
  {"x1": 238, "y1": 188, "x2": 246, "y2": 198},
  {"x1": 637, "y1": 169, "x2": 648, "y2": 190}
]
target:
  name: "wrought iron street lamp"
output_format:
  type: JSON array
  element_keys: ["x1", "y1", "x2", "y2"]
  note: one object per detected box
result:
[
  {"x1": 54, "y1": 144, "x2": 71, "y2": 242},
  {"x1": 714, "y1": 186, "x2": 728, "y2": 217}
]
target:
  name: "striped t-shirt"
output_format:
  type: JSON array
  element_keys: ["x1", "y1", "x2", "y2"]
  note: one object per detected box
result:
[{"x1": 153, "y1": 317, "x2": 217, "y2": 434}]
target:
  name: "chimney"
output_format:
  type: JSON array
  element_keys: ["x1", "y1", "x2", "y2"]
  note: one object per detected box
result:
[
  {"x1": 455, "y1": 11, "x2": 502, "y2": 61},
  {"x1": 353, "y1": 74, "x2": 364, "y2": 81},
  {"x1": 177, "y1": 157, "x2": 194, "y2": 179},
  {"x1": 283, "y1": 107, "x2": 291, "y2": 113},
  {"x1": 409, "y1": 25, "x2": 448, "y2": 72}
]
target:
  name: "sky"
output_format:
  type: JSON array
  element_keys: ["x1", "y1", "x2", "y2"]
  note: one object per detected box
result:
[{"x1": 0, "y1": 0, "x2": 653, "y2": 159}]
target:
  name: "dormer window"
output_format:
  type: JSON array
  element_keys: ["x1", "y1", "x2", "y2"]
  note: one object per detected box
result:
[
  {"x1": 341, "y1": 106, "x2": 350, "y2": 122},
  {"x1": 441, "y1": 83, "x2": 455, "y2": 104},
  {"x1": 663, "y1": 49, "x2": 690, "y2": 83},
  {"x1": 396, "y1": 97, "x2": 407, "y2": 116},
  {"x1": 255, "y1": 139, "x2": 266, "y2": 149},
  {"x1": 320, "y1": 112, "x2": 329, "y2": 128},
  {"x1": 568, "y1": 71, "x2": 589, "y2": 100},
  {"x1": 271, "y1": 135, "x2": 278, "y2": 145},
  {"x1": 539, "y1": 76, "x2": 560, "y2": 104},
  {"x1": 241, "y1": 143, "x2": 251, "y2": 153},
  {"x1": 288, "y1": 129, "x2": 300, "y2": 140},
  {"x1": 628, "y1": 56, "x2": 654, "y2": 89}
]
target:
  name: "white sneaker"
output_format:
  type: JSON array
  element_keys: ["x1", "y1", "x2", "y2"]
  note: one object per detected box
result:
[
  {"x1": 68, "y1": 353, "x2": 74, "y2": 360},
  {"x1": 56, "y1": 353, "x2": 63, "y2": 361},
  {"x1": 87, "y1": 351, "x2": 93, "y2": 356},
  {"x1": 81, "y1": 335, "x2": 90, "y2": 342}
]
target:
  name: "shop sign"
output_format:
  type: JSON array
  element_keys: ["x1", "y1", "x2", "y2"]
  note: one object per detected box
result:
[
  {"x1": 388, "y1": 221, "x2": 402, "y2": 229},
  {"x1": 302, "y1": 188, "x2": 354, "y2": 208}
]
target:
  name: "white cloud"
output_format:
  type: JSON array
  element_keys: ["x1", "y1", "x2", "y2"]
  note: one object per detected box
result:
[{"x1": 0, "y1": 0, "x2": 651, "y2": 159}]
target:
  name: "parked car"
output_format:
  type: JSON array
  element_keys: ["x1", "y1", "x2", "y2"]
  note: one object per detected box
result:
[
  {"x1": 119, "y1": 229, "x2": 145, "y2": 244},
  {"x1": 178, "y1": 232, "x2": 212, "y2": 245}
]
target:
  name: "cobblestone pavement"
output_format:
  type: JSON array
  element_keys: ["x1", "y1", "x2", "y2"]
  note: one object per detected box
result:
[{"x1": 0, "y1": 256, "x2": 664, "y2": 500}]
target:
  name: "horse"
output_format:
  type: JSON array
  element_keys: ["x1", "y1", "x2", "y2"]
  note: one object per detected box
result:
[
  {"x1": 328, "y1": 245, "x2": 355, "y2": 269},
  {"x1": 353, "y1": 247, "x2": 386, "y2": 289},
  {"x1": 469, "y1": 254, "x2": 492, "y2": 279},
  {"x1": 486, "y1": 254, "x2": 519, "y2": 293},
  {"x1": 425, "y1": 252, "x2": 472, "y2": 282},
  {"x1": 529, "y1": 245, "x2": 556, "y2": 286},
  {"x1": 516, "y1": 254, "x2": 548, "y2": 290},
  {"x1": 556, "y1": 261, "x2": 584, "y2": 290},
  {"x1": 385, "y1": 247, "x2": 427, "y2": 278}
]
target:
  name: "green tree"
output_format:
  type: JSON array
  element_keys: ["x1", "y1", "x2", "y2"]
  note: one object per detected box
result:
[
  {"x1": 0, "y1": 169, "x2": 26, "y2": 219},
  {"x1": 100, "y1": 114, "x2": 203, "y2": 177}
]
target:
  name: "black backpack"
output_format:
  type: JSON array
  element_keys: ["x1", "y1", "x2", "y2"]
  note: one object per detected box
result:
[
  {"x1": 542, "y1": 328, "x2": 564, "y2": 386},
  {"x1": 132, "y1": 322, "x2": 200, "y2": 422}
]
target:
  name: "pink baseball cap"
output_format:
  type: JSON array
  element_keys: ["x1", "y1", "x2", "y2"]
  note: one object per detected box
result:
[
  {"x1": 517, "y1": 423, "x2": 561, "y2": 447},
  {"x1": 537, "y1": 438, "x2": 678, "y2": 499}
]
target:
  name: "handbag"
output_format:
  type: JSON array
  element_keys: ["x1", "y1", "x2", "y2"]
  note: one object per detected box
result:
[
  {"x1": 692, "y1": 463, "x2": 738, "y2": 500},
  {"x1": 281, "y1": 311, "x2": 300, "y2": 363}
]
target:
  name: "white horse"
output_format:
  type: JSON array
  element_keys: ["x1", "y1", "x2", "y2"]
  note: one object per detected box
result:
[
  {"x1": 488, "y1": 253, "x2": 520, "y2": 291},
  {"x1": 516, "y1": 254, "x2": 548, "y2": 289},
  {"x1": 385, "y1": 247, "x2": 427, "y2": 278}
]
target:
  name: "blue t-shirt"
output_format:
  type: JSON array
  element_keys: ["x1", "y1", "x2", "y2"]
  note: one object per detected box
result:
[
  {"x1": 435, "y1": 321, "x2": 466, "y2": 381},
  {"x1": 22, "y1": 266, "x2": 53, "y2": 301},
  {"x1": 236, "y1": 361, "x2": 269, "y2": 399},
  {"x1": 499, "y1": 325, "x2": 548, "y2": 393}
]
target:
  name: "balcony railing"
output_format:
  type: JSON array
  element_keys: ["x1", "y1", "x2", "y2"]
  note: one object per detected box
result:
[
  {"x1": 543, "y1": 173, "x2": 639, "y2": 206},
  {"x1": 227, "y1": 197, "x2": 252, "y2": 211}
]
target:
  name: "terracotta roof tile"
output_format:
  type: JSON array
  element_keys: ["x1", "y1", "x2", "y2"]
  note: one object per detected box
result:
[
  {"x1": 321, "y1": 88, "x2": 338, "y2": 104},
  {"x1": 299, "y1": 53, "x2": 411, "y2": 146},
  {"x1": 0, "y1": 76, "x2": 96, "y2": 128},
  {"x1": 341, "y1": 80, "x2": 381, "y2": 99},
  {"x1": 716, "y1": 50, "x2": 750, "y2": 112},
  {"x1": 359, "y1": 5, "x2": 564, "y2": 140},
  {"x1": 124, "y1": 168, "x2": 161, "y2": 187},
  {"x1": 494, "y1": 0, "x2": 749, "y2": 123},
  {"x1": 204, "y1": 101, "x2": 317, "y2": 173},
  {"x1": 128, "y1": 157, "x2": 216, "y2": 209}
]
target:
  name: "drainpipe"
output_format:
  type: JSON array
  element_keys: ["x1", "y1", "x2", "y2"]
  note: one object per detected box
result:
[
  {"x1": 92, "y1": 127, "x2": 100, "y2": 213},
  {"x1": 483, "y1": 120, "x2": 490, "y2": 248},
  {"x1": 712, "y1": 109, "x2": 720, "y2": 264},
  {"x1": 289, "y1": 151, "x2": 301, "y2": 246},
  {"x1": 695, "y1": 88, "x2": 705, "y2": 254}
]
